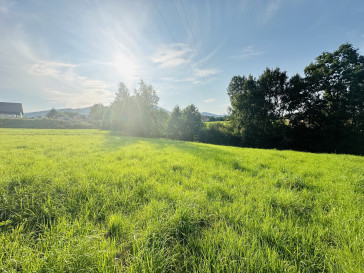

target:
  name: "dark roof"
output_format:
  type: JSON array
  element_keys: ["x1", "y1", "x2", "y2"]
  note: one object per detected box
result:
[{"x1": 0, "y1": 102, "x2": 24, "y2": 114}]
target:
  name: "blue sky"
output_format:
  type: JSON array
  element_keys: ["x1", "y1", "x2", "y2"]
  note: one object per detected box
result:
[{"x1": 1, "y1": 0, "x2": 363, "y2": 114}]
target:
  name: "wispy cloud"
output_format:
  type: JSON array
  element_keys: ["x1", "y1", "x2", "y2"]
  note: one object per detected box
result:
[
  {"x1": 194, "y1": 68, "x2": 220, "y2": 78},
  {"x1": 0, "y1": 34, "x2": 115, "y2": 109},
  {"x1": 231, "y1": 45, "x2": 265, "y2": 59},
  {"x1": 197, "y1": 41, "x2": 225, "y2": 65},
  {"x1": 27, "y1": 61, "x2": 78, "y2": 77},
  {"x1": 161, "y1": 67, "x2": 220, "y2": 85},
  {"x1": 240, "y1": 0, "x2": 296, "y2": 24},
  {"x1": 152, "y1": 43, "x2": 193, "y2": 68},
  {"x1": 0, "y1": 1, "x2": 152, "y2": 109},
  {"x1": 150, "y1": 43, "x2": 221, "y2": 85},
  {"x1": 265, "y1": 0, "x2": 284, "y2": 17},
  {"x1": 0, "y1": 0, "x2": 13, "y2": 14},
  {"x1": 204, "y1": 98, "x2": 216, "y2": 103},
  {"x1": 27, "y1": 60, "x2": 114, "y2": 108},
  {"x1": 44, "y1": 87, "x2": 113, "y2": 109}
]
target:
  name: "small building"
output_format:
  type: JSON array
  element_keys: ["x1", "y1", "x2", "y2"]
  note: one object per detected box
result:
[{"x1": 0, "y1": 102, "x2": 24, "y2": 118}]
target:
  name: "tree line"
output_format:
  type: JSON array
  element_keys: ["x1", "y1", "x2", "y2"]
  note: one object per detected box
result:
[
  {"x1": 88, "y1": 81, "x2": 211, "y2": 141},
  {"x1": 228, "y1": 43, "x2": 364, "y2": 154},
  {"x1": 89, "y1": 44, "x2": 363, "y2": 155}
]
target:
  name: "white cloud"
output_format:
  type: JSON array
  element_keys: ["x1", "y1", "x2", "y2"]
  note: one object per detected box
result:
[
  {"x1": 0, "y1": 34, "x2": 115, "y2": 109},
  {"x1": 44, "y1": 87, "x2": 113, "y2": 109},
  {"x1": 265, "y1": 0, "x2": 284, "y2": 17},
  {"x1": 162, "y1": 67, "x2": 220, "y2": 85},
  {"x1": 197, "y1": 41, "x2": 224, "y2": 65},
  {"x1": 231, "y1": 45, "x2": 265, "y2": 59},
  {"x1": 152, "y1": 43, "x2": 193, "y2": 68},
  {"x1": 194, "y1": 68, "x2": 220, "y2": 78},
  {"x1": 151, "y1": 43, "x2": 221, "y2": 85},
  {"x1": 0, "y1": 1, "x2": 230, "y2": 111},
  {"x1": 0, "y1": 0, "x2": 13, "y2": 14},
  {"x1": 240, "y1": 0, "x2": 298, "y2": 24},
  {"x1": 27, "y1": 61, "x2": 78, "y2": 77},
  {"x1": 220, "y1": 103, "x2": 230, "y2": 108},
  {"x1": 204, "y1": 98, "x2": 216, "y2": 103},
  {"x1": 27, "y1": 60, "x2": 114, "y2": 108}
]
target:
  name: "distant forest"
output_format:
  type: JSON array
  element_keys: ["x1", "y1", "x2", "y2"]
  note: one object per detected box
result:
[{"x1": 87, "y1": 44, "x2": 364, "y2": 155}]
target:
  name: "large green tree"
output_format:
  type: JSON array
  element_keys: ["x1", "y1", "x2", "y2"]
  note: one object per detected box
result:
[
  {"x1": 167, "y1": 104, "x2": 204, "y2": 141},
  {"x1": 167, "y1": 106, "x2": 183, "y2": 139},
  {"x1": 301, "y1": 44, "x2": 364, "y2": 151},
  {"x1": 228, "y1": 68, "x2": 288, "y2": 147},
  {"x1": 133, "y1": 80, "x2": 160, "y2": 136},
  {"x1": 110, "y1": 82, "x2": 131, "y2": 131},
  {"x1": 46, "y1": 108, "x2": 58, "y2": 118},
  {"x1": 89, "y1": 103, "x2": 108, "y2": 128},
  {"x1": 109, "y1": 80, "x2": 161, "y2": 137},
  {"x1": 227, "y1": 43, "x2": 364, "y2": 153},
  {"x1": 181, "y1": 104, "x2": 204, "y2": 141}
]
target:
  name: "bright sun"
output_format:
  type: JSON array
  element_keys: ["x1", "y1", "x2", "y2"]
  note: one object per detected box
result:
[{"x1": 113, "y1": 53, "x2": 138, "y2": 84}]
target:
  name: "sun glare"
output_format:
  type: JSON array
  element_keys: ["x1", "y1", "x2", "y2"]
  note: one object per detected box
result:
[{"x1": 113, "y1": 53, "x2": 138, "y2": 84}]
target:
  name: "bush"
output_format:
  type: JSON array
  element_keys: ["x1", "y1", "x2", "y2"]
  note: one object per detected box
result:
[
  {"x1": 0, "y1": 118, "x2": 95, "y2": 129},
  {"x1": 199, "y1": 122, "x2": 241, "y2": 146}
]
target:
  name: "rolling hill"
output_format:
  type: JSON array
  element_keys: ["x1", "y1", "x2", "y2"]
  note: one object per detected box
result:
[{"x1": 24, "y1": 107, "x2": 91, "y2": 118}]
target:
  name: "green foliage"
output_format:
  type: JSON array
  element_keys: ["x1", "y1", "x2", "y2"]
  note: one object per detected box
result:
[
  {"x1": 228, "y1": 44, "x2": 364, "y2": 154},
  {"x1": 46, "y1": 108, "x2": 58, "y2": 118},
  {"x1": 150, "y1": 108, "x2": 169, "y2": 138},
  {"x1": 45, "y1": 108, "x2": 86, "y2": 121},
  {"x1": 167, "y1": 106, "x2": 183, "y2": 139},
  {"x1": 228, "y1": 68, "x2": 288, "y2": 148},
  {"x1": 167, "y1": 104, "x2": 204, "y2": 141},
  {"x1": 200, "y1": 121, "x2": 241, "y2": 146},
  {"x1": 204, "y1": 116, "x2": 226, "y2": 122},
  {"x1": 181, "y1": 104, "x2": 205, "y2": 141},
  {"x1": 108, "y1": 81, "x2": 164, "y2": 137},
  {"x1": 0, "y1": 128, "x2": 363, "y2": 272},
  {"x1": 302, "y1": 43, "x2": 364, "y2": 144},
  {"x1": 0, "y1": 118, "x2": 94, "y2": 129},
  {"x1": 89, "y1": 103, "x2": 109, "y2": 128}
]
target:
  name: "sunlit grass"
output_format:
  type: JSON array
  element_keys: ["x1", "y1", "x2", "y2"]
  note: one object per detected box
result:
[{"x1": 0, "y1": 129, "x2": 363, "y2": 272}]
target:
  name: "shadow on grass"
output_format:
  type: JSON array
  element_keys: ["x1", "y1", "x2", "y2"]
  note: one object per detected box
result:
[
  {"x1": 101, "y1": 132, "x2": 260, "y2": 176},
  {"x1": 102, "y1": 131, "x2": 144, "y2": 149}
]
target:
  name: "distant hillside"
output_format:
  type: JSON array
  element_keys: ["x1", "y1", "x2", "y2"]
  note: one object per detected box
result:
[
  {"x1": 201, "y1": 112, "x2": 225, "y2": 117},
  {"x1": 25, "y1": 107, "x2": 91, "y2": 118},
  {"x1": 25, "y1": 107, "x2": 224, "y2": 118}
]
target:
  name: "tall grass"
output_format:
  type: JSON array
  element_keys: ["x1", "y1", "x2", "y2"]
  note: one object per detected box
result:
[{"x1": 0, "y1": 129, "x2": 363, "y2": 272}]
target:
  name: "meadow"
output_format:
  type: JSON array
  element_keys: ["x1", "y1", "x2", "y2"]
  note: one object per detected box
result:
[{"x1": 0, "y1": 129, "x2": 363, "y2": 272}]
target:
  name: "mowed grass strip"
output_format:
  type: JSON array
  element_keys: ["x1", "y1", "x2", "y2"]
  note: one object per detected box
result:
[{"x1": 0, "y1": 129, "x2": 363, "y2": 272}]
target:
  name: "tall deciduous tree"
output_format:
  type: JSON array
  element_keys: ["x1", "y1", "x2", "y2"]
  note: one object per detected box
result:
[
  {"x1": 181, "y1": 104, "x2": 204, "y2": 141},
  {"x1": 110, "y1": 80, "x2": 161, "y2": 136},
  {"x1": 89, "y1": 103, "x2": 107, "y2": 128},
  {"x1": 110, "y1": 82, "x2": 131, "y2": 131},
  {"x1": 46, "y1": 108, "x2": 58, "y2": 118},
  {"x1": 167, "y1": 106, "x2": 183, "y2": 139},
  {"x1": 228, "y1": 68, "x2": 288, "y2": 147},
  {"x1": 227, "y1": 43, "x2": 364, "y2": 153},
  {"x1": 167, "y1": 104, "x2": 204, "y2": 141},
  {"x1": 133, "y1": 80, "x2": 159, "y2": 136},
  {"x1": 302, "y1": 43, "x2": 364, "y2": 150}
]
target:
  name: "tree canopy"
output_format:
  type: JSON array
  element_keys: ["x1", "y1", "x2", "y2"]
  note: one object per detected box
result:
[
  {"x1": 86, "y1": 44, "x2": 363, "y2": 155},
  {"x1": 228, "y1": 43, "x2": 364, "y2": 154}
]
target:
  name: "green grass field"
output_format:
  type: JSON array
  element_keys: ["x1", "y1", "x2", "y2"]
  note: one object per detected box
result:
[{"x1": 1, "y1": 129, "x2": 363, "y2": 272}]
